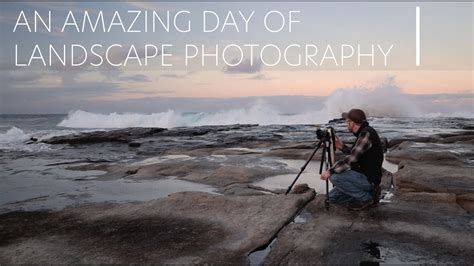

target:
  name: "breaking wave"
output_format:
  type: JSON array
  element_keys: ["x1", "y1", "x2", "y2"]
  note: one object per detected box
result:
[
  {"x1": 0, "y1": 127, "x2": 30, "y2": 144},
  {"x1": 57, "y1": 103, "x2": 326, "y2": 128},
  {"x1": 322, "y1": 79, "x2": 422, "y2": 118},
  {"x1": 57, "y1": 81, "x2": 471, "y2": 129},
  {"x1": 0, "y1": 126, "x2": 78, "y2": 151}
]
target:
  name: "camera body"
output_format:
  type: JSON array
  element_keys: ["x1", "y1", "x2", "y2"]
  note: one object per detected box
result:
[{"x1": 316, "y1": 127, "x2": 335, "y2": 141}]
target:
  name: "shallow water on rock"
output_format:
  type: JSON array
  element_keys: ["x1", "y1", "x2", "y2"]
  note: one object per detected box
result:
[
  {"x1": 0, "y1": 157, "x2": 216, "y2": 213},
  {"x1": 1, "y1": 175, "x2": 216, "y2": 213},
  {"x1": 252, "y1": 159, "x2": 327, "y2": 194},
  {"x1": 130, "y1": 155, "x2": 193, "y2": 166},
  {"x1": 382, "y1": 159, "x2": 398, "y2": 173},
  {"x1": 225, "y1": 147, "x2": 269, "y2": 153},
  {"x1": 362, "y1": 240, "x2": 439, "y2": 264},
  {"x1": 293, "y1": 209, "x2": 312, "y2": 224},
  {"x1": 248, "y1": 238, "x2": 277, "y2": 265}
]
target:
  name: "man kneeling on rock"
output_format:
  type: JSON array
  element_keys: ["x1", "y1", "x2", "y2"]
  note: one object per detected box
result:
[{"x1": 320, "y1": 109, "x2": 383, "y2": 211}]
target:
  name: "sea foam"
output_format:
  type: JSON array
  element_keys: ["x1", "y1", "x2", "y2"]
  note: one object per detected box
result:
[
  {"x1": 0, "y1": 127, "x2": 30, "y2": 144},
  {"x1": 0, "y1": 127, "x2": 78, "y2": 151},
  {"x1": 56, "y1": 82, "x2": 471, "y2": 129}
]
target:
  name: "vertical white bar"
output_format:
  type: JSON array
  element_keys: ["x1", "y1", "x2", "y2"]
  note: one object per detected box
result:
[{"x1": 416, "y1": 6, "x2": 420, "y2": 66}]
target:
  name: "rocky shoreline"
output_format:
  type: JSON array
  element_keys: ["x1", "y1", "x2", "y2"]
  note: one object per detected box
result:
[{"x1": 1, "y1": 123, "x2": 473, "y2": 263}]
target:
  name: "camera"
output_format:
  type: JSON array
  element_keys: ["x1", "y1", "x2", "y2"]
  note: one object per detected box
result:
[{"x1": 316, "y1": 127, "x2": 334, "y2": 141}]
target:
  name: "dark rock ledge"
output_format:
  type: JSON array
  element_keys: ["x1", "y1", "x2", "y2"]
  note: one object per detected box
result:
[{"x1": 0, "y1": 191, "x2": 315, "y2": 264}]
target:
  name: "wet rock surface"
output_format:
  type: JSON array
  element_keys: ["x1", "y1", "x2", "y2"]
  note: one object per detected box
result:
[
  {"x1": 395, "y1": 162, "x2": 473, "y2": 194},
  {"x1": 262, "y1": 195, "x2": 474, "y2": 264},
  {"x1": 0, "y1": 191, "x2": 315, "y2": 264},
  {"x1": 42, "y1": 127, "x2": 167, "y2": 144},
  {"x1": 387, "y1": 130, "x2": 474, "y2": 149},
  {"x1": 2, "y1": 120, "x2": 474, "y2": 263},
  {"x1": 387, "y1": 130, "x2": 474, "y2": 212},
  {"x1": 386, "y1": 141, "x2": 472, "y2": 166}
]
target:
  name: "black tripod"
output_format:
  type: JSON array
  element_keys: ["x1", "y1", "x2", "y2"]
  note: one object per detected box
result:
[{"x1": 285, "y1": 127, "x2": 336, "y2": 210}]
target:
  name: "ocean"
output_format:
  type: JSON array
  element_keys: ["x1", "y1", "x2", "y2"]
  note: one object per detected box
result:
[{"x1": 1, "y1": 105, "x2": 472, "y2": 151}]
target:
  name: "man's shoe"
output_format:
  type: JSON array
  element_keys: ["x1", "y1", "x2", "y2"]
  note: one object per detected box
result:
[
  {"x1": 348, "y1": 199, "x2": 372, "y2": 211},
  {"x1": 372, "y1": 185, "x2": 381, "y2": 206}
]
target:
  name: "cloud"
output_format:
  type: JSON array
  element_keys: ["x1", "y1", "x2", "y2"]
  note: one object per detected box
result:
[
  {"x1": 48, "y1": 45, "x2": 162, "y2": 84},
  {"x1": 118, "y1": 74, "x2": 152, "y2": 83},
  {"x1": 247, "y1": 74, "x2": 273, "y2": 81},
  {"x1": 153, "y1": 90, "x2": 174, "y2": 94},
  {"x1": 0, "y1": 68, "x2": 159, "y2": 114},
  {"x1": 18, "y1": 2, "x2": 85, "y2": 13},
  {"x1": 125, "y1": 2, "x2": 161, "y2": 11},
  {"x1": 3, "y1": 3, "x2": 81, "y2": 36},
  {"x1": 0, "y1": 12, "x2": 22, "y2": 26},
  {"x1": 160, "y1": 73, "x2": 183, "y2": 79},
  {"x1": 0, "y1": 69, "x2": 43, "y2": 84},
  {"x1": 223, "y1": 57, "x2": 262, "y2": 74},
  {"x1": 0, "y1": 81, "x2": 121, "y2": 114},
  {"x1": 0, "y1": 81, "x2": 177, "y2": 114},
  {"x1": 160, "y1": 71, "x2": 196, "y2": 79}
]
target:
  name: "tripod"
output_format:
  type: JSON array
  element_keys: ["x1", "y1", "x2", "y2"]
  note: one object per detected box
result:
[{"x1": 285, "y1": 127, "x2": 336, "y2": 210}]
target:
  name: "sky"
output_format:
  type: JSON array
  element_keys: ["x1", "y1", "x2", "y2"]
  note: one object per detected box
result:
[{"x1": 0, "y1": 1, "x2": 472, "y2": 114}]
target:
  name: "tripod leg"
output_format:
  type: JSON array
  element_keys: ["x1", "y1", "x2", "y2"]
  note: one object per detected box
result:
[
  {"x1": 319, "y1": 142, "x2": 326, "y2": 174},
  {"x1": 285, "y1": 140, "x2": 323, "y2": 195},
  {"x1": 325, "y1": 145, "x2": 330, "y2": 210}
]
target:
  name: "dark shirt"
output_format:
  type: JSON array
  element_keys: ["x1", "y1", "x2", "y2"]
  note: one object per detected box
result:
[{"x1": 329, "y1": 121, "x2": 384, "y2": 185}]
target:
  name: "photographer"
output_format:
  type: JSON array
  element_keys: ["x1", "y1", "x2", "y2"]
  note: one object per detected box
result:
[{"x1": 320, "y1": 109, "x2": 383, "y2": 211}]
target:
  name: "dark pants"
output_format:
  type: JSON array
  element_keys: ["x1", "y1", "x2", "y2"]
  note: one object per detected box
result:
[{"x1": 328, "y1": 170, "x2": 373, "y2": 203}]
